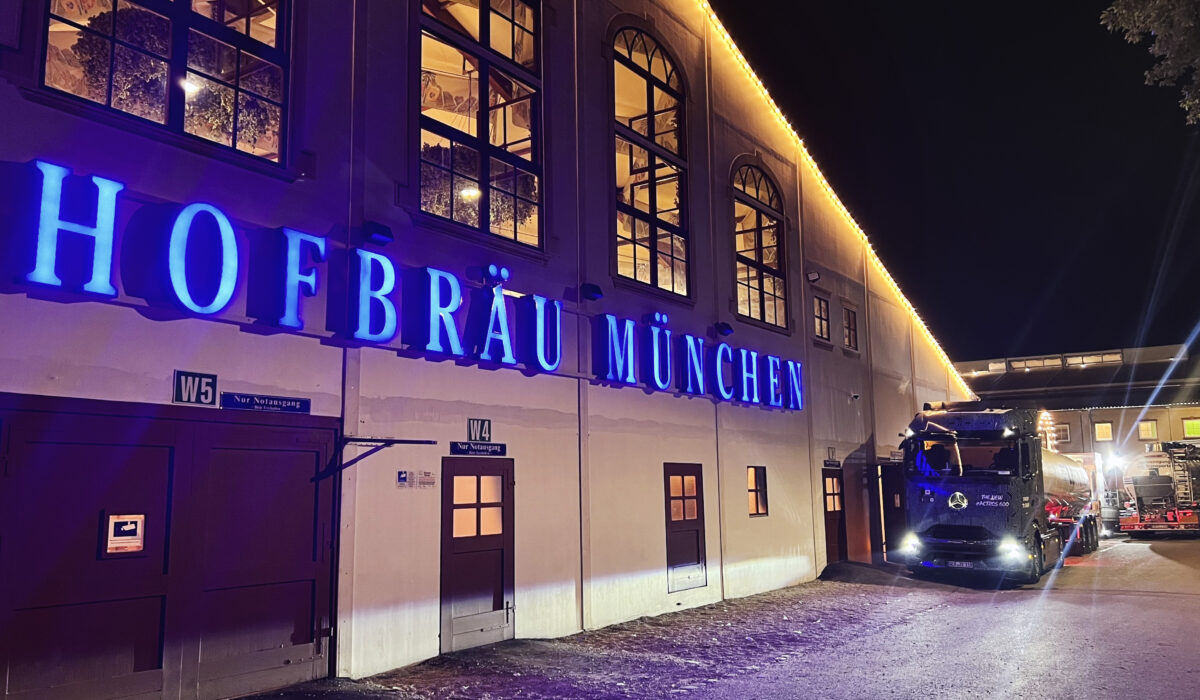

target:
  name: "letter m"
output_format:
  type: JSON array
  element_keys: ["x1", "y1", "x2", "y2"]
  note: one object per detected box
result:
[{"x1": 594, "y1": 314, "x2": 636, "y2": 384}]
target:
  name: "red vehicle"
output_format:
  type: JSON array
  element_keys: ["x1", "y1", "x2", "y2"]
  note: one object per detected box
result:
[{"x1": 1121, "y1": 442, "x2": 1200, "y2": 536}]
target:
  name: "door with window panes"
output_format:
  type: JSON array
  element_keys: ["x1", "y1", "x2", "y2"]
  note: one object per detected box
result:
[
  {"x1": 822, "y1": 467, "x2": 847, "y2": 562},
  {"x1": 664, "y1": 463, "x2": 706, "y2": 592},
  {"x1": 440, "y1": 458, "x2": 514, "y2": 652}
]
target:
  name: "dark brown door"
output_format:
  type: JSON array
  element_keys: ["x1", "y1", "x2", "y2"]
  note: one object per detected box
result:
[
  {"x1": 822, "y1": 467, "x2": 848, "y2": 563},
  {"x1": 879, "y1": 463, "x2": 907, "y2": 564},
  {"x1": 0, "y1": 395, "x2": 336, "y2": 700},
  {"x1": 664, "y1": 463, "x2": 706, "y2": 592},
  {"x1": 440, "y1": 457, "x2": 514, "y2": 653}
]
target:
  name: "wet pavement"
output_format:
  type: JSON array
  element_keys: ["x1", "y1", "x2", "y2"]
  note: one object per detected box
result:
[{"x1": 250, "y1": 534, "x2": 1200, "y2": 699}]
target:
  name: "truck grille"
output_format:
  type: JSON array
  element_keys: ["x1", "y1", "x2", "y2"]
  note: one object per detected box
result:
[{"x1": 924, "y1": 524, "x2": 994, "y2": 541}]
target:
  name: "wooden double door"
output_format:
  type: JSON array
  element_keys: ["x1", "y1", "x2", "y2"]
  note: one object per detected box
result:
[{"x1": 0, "y1": 394, "x2": 337, "y2": 700}]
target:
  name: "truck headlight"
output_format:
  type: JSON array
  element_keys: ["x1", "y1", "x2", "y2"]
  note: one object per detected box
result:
[
  {"x1": 899, "y1": 532, "x2": 921, "y2": 555},
  {"x1": 998, "y1": 536, "x2": 1025, "y2": 560}
]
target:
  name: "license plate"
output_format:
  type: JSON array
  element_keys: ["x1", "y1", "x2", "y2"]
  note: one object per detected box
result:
[{"x1": 947, "y1": 560, "x2": 974, "y2": 569}]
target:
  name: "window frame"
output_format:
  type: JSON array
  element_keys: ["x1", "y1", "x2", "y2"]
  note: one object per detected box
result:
[
  {"x1": 842, "y1": 306, "x2": 858, "y2": 351},
  {"x1": 731, "y1": 165, "x2": 787, "y2": 327},
  {"x1": 1137, "y1": 420, "x2": 1158, "y2": 441},
  {"x1": 1184, "y1": 418, "x2": 1200, "y2": 439},
  {"x1": 40, "y1": 0, "x2": 291, "y2": 166},
  {"x1": 417, "y1": 1, "x2": 544, "y2": 249},
  {"x1": 1094, "y1": 421, "x2": 1114, "y2": 442},
  {"x1": 611, "y1": 27, "x2": 689, "y2": 296},
  {"x1": 747, "y1": 466, "x2": 768, "y2": 517},
  {"x1": 813, "y1": 296, "x2": 831, "y2": 342},
  {"x1": 1055, "y1": 423, "x2": 1071, "y2": 443}
]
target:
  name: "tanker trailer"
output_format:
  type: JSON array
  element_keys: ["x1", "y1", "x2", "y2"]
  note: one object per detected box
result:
[
  {"x1": 1121, "y1": 442, "x2": 1200, "y2": 536},
  {"x1": 895, "y1": 404, "x2": 1101, "y2": 583}
]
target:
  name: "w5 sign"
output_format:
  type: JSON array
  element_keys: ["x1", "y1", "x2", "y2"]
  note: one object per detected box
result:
[{"x1": 173, "y1": 370, "x2": 217, "y2": 407}]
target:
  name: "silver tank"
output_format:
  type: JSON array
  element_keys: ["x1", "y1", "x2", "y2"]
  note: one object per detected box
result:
[{"x1": 1042, "y1": 450, "x2": 1093, "y2": 514}]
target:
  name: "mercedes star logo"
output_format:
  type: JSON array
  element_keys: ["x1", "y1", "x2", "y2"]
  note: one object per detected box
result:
[{"x1": 948, "y1": 492, "x2": 969, "y2": 510}]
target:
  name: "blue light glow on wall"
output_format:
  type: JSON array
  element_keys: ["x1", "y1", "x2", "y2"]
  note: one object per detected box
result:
[
  {"x1": 168, "y1": 203, "x2": 238, "y2": 315},
  {"x1": 27, "y1": 160, "x2": 122, "y2": 296}
]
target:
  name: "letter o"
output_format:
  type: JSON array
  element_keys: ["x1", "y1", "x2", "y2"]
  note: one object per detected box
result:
[{"x1": 168, "y1": 202, "x2": 239, "y2": 314}]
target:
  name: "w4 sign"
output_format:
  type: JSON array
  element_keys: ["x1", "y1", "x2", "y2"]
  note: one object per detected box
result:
[
  {"x1": 173, "y1": 370, "x2": 218, "y2": 406},
  {"x1": 467, "y1": 418, "x2": 492, "y2": 442}
]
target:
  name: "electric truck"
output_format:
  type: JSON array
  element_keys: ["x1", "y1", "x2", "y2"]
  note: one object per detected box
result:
[{"x1": 896, "y1": 404, "x2": 1101, "y2": 583}]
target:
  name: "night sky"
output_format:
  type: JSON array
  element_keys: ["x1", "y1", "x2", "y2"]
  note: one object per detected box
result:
[{"x1": 709, "y1": 0, "x2": 1200, "y2": 362}]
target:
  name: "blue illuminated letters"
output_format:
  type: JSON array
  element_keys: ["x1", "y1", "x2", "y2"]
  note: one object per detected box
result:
[
  {"x1": 523, "y1": 295, "x2": 563, "y2": 372},
  {"x1": 479, "y1": 280, "x2": 517, "y2": 365},
  {"x1": 426, "y1": 268, "x2": 464, "y2": 356},
  {"x1": 765, "y1": 355, "x2": 783, "y2": 407},
  {"x1": 354, "y1": 249, "x2": 397, "y2": 342},
  {"x1": 168, "y1": 203, "x2": 238, "y2": 315},
  {"x1": 737, "y1": 348, "x2": 761, "y2": 404},
  {"x1": 646, "y1": 313, "x2": 673, "y2": 391},
  {"x1": 280, "y1": 229, "x2": 326, "y2": 329},
  {"x1": 28, "y1": 160, "x2": 123, "y2": 295},
  {"x1": 679, "y1": 334, "x2": 705, "y2": 395},
  {"x1": 10, "y1": 162, "x2": 808, "y2": 412}
]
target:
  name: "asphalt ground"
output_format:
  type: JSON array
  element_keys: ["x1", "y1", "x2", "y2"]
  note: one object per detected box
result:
[{"x1": 250, "y1": 533, "x2": 1200, "y2": 699}]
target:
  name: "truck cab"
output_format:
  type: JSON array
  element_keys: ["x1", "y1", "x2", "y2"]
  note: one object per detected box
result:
[{"x1": 896, "y1": 406, "x2": 1068, "y2": 582}]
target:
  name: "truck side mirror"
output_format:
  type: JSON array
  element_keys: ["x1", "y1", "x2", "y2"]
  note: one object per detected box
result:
[{"x1": 1020, "y1": 443, "x2": 1035, "y2": 480}]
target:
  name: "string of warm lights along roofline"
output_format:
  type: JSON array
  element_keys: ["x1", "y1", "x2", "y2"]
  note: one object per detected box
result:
[{"x1": 697, "y1": 1, "x2": 975, "y2": 399}]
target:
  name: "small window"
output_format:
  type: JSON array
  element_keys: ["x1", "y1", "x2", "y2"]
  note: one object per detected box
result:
[
  {"x1": 1094, "y1": 422, "x2": 1113, "y2": 442},
  {"x1": 1184, "y1": 418, "x2": 1200, "y2": 439},
  {"x1": 1138, "y1": 420, "x2": 1158, "y2": 441},
  {"x1": 823, "y1": 475, "x2": 843, "y2": 512},
  {"x1": 1055, "y1": 423, "x2": 1071, "y2": 443},
  {"x1": 747, "y1": 466, "x2": 768, "y2": 516},
  {"x1": 451, "y1": 474, "x2": 504, "y2": 538},
  {"x1": 813, "y1": 297, "x2": 830, "y2": 341},
  {"x1": 43, "y1": 1, "x2": 289, "y2": 163},
  {"x1": 842, "y1": 308, "x2": 858, "y2": 350}
]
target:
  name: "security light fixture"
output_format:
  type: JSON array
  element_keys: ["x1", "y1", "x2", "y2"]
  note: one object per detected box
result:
[
  {"x1": 714, "y1": 321, "x2": 734, "y2": 336},
  {"x1": 580, "y1": 283, "x2": 604, "y2": 301},
  {"x1": 362, "y1": 220, "x2": 393, "y2": 245}
]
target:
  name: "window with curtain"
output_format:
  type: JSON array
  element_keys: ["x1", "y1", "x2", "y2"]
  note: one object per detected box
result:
[
  {"x1": 613, "y1": 28, "x2": 687, "y2": 295},
  {"x1": 419, "y1": 0, "x2": 541, "y2": 247}
]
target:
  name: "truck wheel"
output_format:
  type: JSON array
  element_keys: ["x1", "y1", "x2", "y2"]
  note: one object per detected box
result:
[{"x1": 1024, "y1": 536, "x2": 1044, "y2": 584}]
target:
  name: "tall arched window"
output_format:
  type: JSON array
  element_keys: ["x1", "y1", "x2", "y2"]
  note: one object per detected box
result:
[
  {"x1": 733, "y1": 165, "x2": 786, "y2": 327},
  {"x1": 613, "y1": 28, "x2": 687, "y2": 295}
]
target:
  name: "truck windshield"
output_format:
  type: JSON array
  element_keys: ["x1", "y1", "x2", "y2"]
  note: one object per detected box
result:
[{"x1": 912, "y1": 439, "x2": 1018, "y2": 477}]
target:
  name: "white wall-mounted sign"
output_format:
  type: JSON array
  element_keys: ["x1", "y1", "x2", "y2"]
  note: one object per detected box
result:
[{"x1": 106, "y1": 514, "x2": 145, "y2": 554}]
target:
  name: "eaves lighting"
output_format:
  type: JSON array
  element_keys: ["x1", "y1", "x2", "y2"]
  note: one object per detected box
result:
[{"x1": 696, "y1": 1, "x2": 975, "y2": 399}]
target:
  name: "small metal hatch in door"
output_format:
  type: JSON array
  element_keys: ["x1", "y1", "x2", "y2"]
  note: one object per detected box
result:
[{"x1": 440, "y1": 457, "x2": 515, "y2": 653}]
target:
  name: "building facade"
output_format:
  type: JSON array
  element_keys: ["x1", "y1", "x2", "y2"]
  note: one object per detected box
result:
[
  {"x1": 957, "y1": 344, "x2": 1200, "y2": 487},
  {"x1": 0, "y1": 1, "x2": 970, "y2": 697}
]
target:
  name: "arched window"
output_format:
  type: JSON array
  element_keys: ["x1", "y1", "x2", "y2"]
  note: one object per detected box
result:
[
  {"x1": 733, "y1": 165, "x2": 786, "y2": 327},
  {"x1": 613, "y1": 28, "x2": 687, "y2": 295}
]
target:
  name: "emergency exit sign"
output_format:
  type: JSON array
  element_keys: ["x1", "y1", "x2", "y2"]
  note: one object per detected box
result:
[{"x1": 173, "y1": 370, "x2": 217, "y2": 407}]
